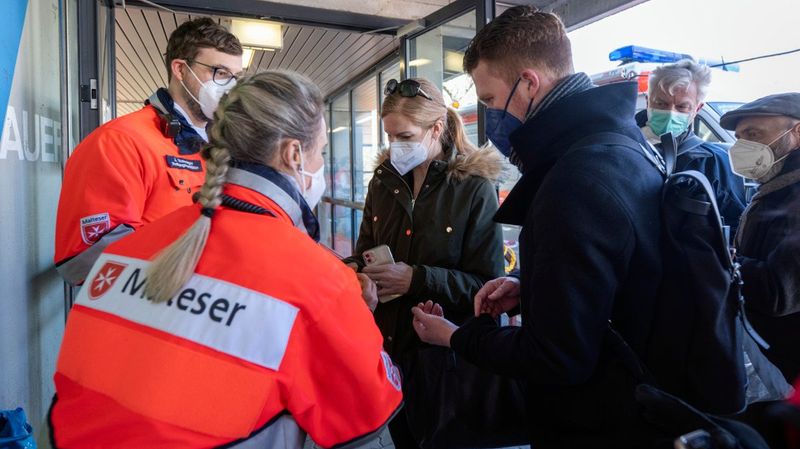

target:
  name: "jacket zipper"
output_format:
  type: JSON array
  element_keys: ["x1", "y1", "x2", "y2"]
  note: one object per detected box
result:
[
  {"x1": 380, "y1": 162, "x2": 438, "y2": 264},
  {"x1": 384, "y1": 162, "x2": 417, "y2": 212}
]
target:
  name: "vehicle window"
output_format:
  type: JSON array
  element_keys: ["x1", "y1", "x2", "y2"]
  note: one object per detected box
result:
[
  {"x1": 707, "y1": 102, "x2": 744, "y2": 116},
  {"x1": 695, "y1": 116, "x2": 723, "y2": 143}
]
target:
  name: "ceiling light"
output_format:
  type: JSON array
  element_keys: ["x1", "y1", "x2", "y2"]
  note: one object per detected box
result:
[{"x1": 230, "y1": 19, "x2": 282, "y2": 51}]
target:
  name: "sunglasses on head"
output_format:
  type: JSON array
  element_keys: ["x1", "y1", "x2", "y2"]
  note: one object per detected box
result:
[{"x1": 384, "y1": 79, "x2": 433, "y2": 101}]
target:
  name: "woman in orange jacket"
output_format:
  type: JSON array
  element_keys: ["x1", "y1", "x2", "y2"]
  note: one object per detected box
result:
[{"x1": 49, "y1": 71, "x2": 402, "y2": 449}]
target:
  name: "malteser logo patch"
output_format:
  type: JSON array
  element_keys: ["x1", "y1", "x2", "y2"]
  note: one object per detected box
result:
[
  {"x1": 89, "y1": 261, "x2": 128, "y2": 300},
  {"x1": 80, "y1": 213, "x2": 111, "y2": 245},
  {"x1": 381, "y1": 351, "x2": 402, "y2": 391}
]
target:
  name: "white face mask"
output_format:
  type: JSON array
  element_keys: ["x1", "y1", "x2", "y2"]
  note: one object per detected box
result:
[
  {"x1": 390, "y1": 130, "x2": 431, "y2": 175},
  {"x1": 729, "y1": 127, "x2": 793, "y2": 180},
  {"x1": 181, "y1": 63, "x2": 235, "y2": 121},
  {"x1": 298, "y1": 147, "x2": 326, "y2": 209}
]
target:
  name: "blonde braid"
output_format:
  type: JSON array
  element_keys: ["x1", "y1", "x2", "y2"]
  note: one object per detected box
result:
[
  {"x1": 142, "y1": 70, "x2": 325, "y2": 302},
  {"x1": 144, "y1": 110, "x2": 232, "y2": 302}
]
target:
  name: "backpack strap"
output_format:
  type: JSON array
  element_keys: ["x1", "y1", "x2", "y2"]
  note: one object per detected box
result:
[
  {"x1": 666, "y1": 170, "x2": 726, "y2": 258},
  {"x1": 568, "y1": 131, "x2": 667, "y2": 176},
  {"x1": 660, "y1": 133, "x2": 678, "y2": 176}
]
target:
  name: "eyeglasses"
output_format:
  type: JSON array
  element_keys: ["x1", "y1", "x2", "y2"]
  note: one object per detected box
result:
[
  {"x1": 187, "y1": 60, "x2": 240, "y2": 86},
  {"x1": 384, "y1": 79, "x2": 433, "y2": 101}
]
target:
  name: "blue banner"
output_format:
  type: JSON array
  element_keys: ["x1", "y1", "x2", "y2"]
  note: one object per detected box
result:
[{"x1": 0, "y1": 0, "x2": 28, "y2": 137}]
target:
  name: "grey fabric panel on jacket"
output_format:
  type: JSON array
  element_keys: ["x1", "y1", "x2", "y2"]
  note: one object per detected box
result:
[{"x1": 56, "y1": 224, "x2": 135, "y2": 285}]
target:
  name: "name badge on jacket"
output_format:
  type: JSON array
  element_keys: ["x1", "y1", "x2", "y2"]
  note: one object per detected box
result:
[{"x1": 165, "y1": 155, "x2": 202, "y2": 172}]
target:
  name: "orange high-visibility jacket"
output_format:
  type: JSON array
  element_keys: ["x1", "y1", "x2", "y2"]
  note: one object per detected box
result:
[
  {"x1": 50, "y1": 174, "x2": 403, "y2": 449},
  {"x1": 54, "y1": 104, "x2": 206, "y2": 284}
]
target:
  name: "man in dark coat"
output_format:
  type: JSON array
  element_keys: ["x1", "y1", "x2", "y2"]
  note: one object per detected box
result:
[
  {"x1": 411, "y1": 6, "x2": 670, "y2": 448},
  {"x1": 721, "y1": 92, "x2": 800, "y2": 383},
  {"x1": 636, "y1": 59, "x2": 746, "y2": 236},
  {"x1": 720, "y1": 92, "x2": 800, "y2": 449}
]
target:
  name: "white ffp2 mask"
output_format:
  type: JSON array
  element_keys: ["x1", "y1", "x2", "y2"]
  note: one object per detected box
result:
[
  {"x1": 729, "y1": 128, "x2": 793, "y2": 180},
  {"x1": 389, "y1": 130, "x2": 431, "y2": 175},
  {"x1": 297, "y1": 146, "x2": 326, "y2": 209},
  {"x1": 181, "y1": 63, "x2": 235, "y2": 121}
]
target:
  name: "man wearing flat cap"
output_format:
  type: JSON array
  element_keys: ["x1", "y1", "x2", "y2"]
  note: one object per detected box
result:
[
  {"x1": 721, "y1": 92, "x2": 800, "y2": 383},
  {"x1": 722, "y1": 92, "x2": 800, "y2": 448}
]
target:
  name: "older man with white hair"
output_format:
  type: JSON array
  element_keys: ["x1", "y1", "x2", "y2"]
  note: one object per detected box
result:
[{"x1": 636, "y1": 59, "x2": 746, "y2": 236}]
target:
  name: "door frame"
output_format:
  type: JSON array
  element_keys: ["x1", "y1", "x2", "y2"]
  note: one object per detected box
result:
[{"x1": 400, "y1": 0, "x2": 494, "y2": 145}]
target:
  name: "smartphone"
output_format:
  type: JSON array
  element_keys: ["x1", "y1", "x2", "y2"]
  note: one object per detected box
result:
[
  {"x1": 363, "y1": 245, "x2": 395, "y2": 266},
  {"x1": 362, "y1": 245, "x2": 401, "y2": 303}
]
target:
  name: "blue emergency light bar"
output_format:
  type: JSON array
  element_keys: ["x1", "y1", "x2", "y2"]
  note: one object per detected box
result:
[
  {"x1": 609, "y1": 45, "x2": 740, "y2": 72},
  {"x1": 609, "y1": 45, "x2": 691, "y2": 63}
]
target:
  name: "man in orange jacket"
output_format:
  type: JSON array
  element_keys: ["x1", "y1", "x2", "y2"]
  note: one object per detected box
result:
[{"x1": 54, "y1": 18, "x2": 242, "y2": 285}]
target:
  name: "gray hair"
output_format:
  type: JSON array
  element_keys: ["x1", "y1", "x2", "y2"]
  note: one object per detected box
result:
[
  {"x1": 649, "y1": 59, "x2": 712, "y2": 103},
  {"x1": 145, "y1": 70, "x2": 324, "y2": 302}
]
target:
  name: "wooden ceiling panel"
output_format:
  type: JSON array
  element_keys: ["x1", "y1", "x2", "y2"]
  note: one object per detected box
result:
[{"x1": 116, "y1": 6, "x2": 397, "y2": 117}]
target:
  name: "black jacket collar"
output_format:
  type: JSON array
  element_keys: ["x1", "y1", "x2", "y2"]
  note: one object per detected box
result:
[
  {"x1": 147, "y1": 88, "x2": 207, "y2": 155},
  {"x1": 497, "y1": 82, "x2": 645, "y2": 225}
]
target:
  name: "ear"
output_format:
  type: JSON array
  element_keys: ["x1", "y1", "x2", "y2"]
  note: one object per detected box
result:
[
  {"x1": 518, "y1": 68, "x2": 541, "y2": 96},
  {"x1": 790, "y1": 120, "x2": 800, "y2": 143},
  {"x1": 432, "y1": 120, "x2": 445, "y2": 141},
  {"x1": 278, "y1": 138, "x2": 303, "y2": 170},
  {"x1": 791, "y1": 120, "x2": 800, "y2": 133},
  {"x1": 171, "y1": 59, "x2": 184, "y2": 82}
]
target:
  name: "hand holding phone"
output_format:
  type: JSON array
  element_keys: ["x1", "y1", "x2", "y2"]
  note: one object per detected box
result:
[{"x1": 362, "y1": 245, "x2": 405, "y2": 303}]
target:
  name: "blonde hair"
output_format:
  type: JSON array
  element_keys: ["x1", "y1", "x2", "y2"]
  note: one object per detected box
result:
[
  {"x1": 381, "y1": 77, "x2": 478, "y2": 156},
  {"x1": 145, "y1": 70, "x2": 324, "y2": 302}
]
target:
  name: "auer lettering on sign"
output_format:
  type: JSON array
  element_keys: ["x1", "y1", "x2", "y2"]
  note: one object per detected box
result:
[{"x1": 0, "y1": 106, "x2": 61, "y2": 163}]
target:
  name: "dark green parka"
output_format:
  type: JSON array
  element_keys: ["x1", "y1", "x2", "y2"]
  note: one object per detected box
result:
[{"x1": 344, "y1": 145, "x2": 505, "y2": 358}]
